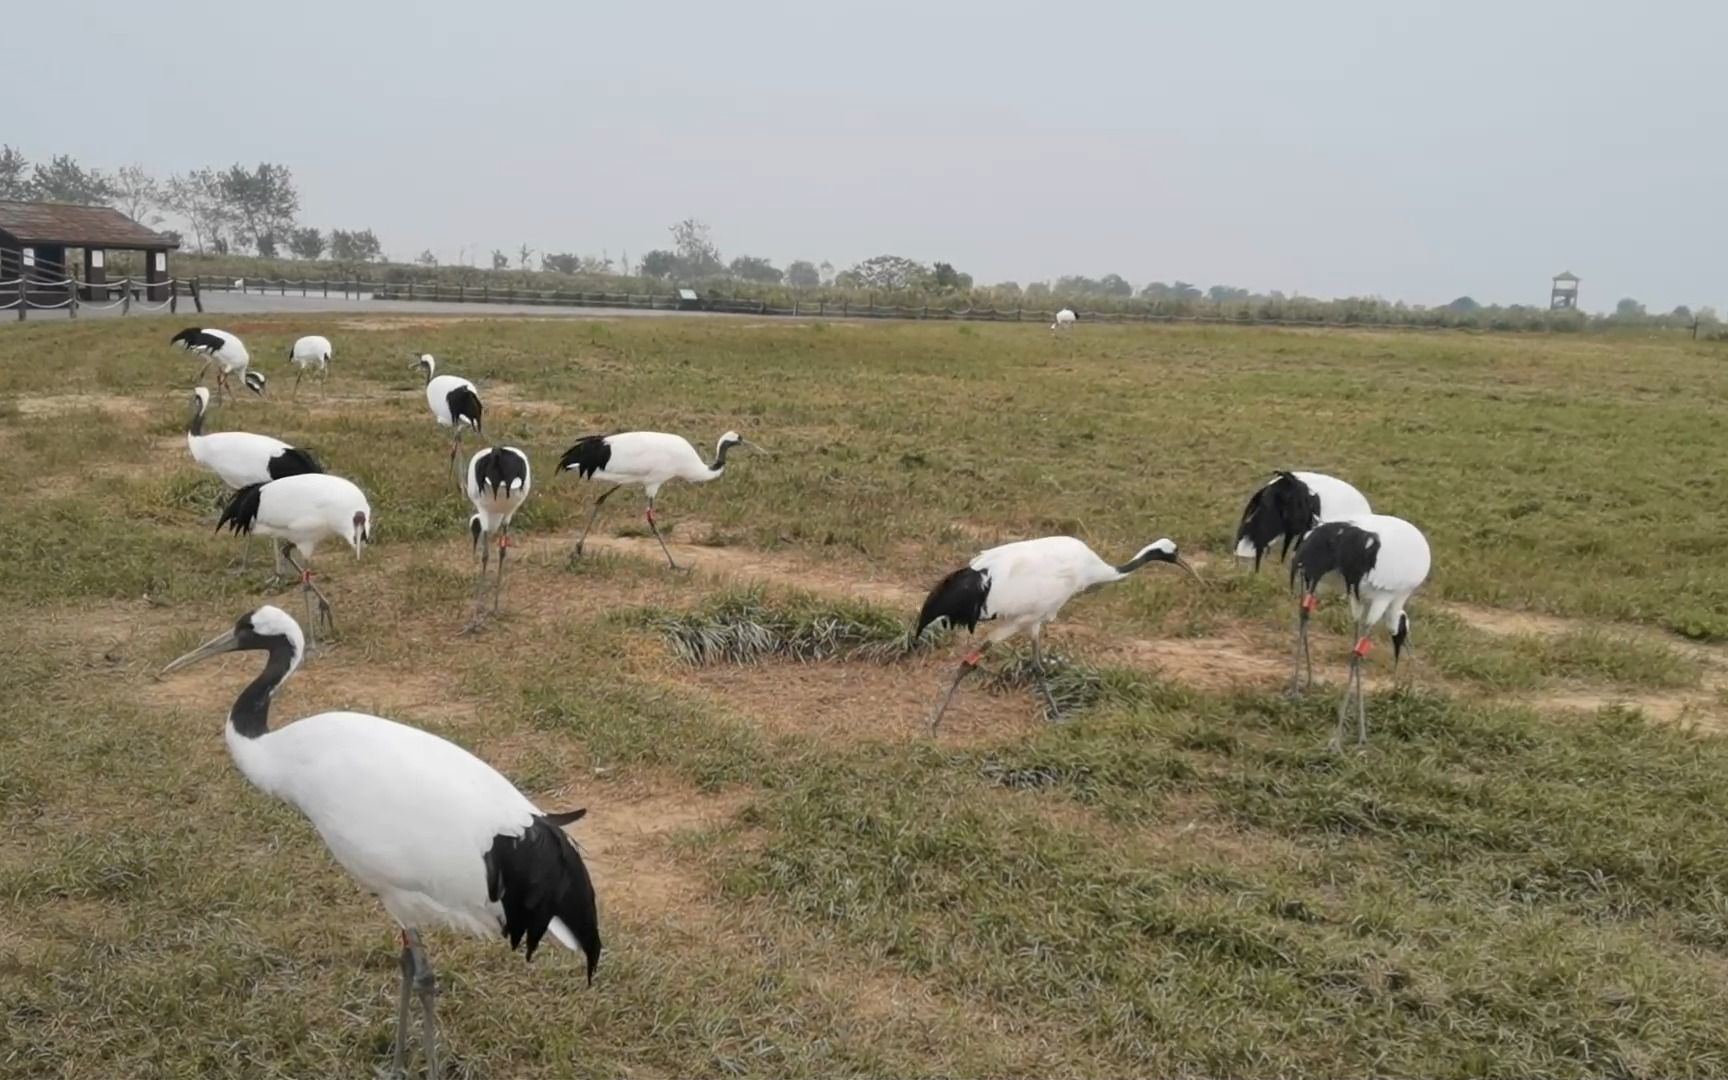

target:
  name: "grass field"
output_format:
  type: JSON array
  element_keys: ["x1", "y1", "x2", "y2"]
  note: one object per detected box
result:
[{"x1": 4, "y1": 314, "x2": 1728, "y2": 1078}]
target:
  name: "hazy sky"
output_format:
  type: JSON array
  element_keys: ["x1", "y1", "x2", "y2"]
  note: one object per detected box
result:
[{"x1": 11, "y1": 0, "x2": 1725, "y2": 311}]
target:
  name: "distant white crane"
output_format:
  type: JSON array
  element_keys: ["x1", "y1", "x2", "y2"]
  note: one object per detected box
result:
[
  {"x1": 557, "y1": 430, "x2": 768, "y2": 569},
  {"x1": 1288, "y1": 514, "x2": 1431, "y2": 751},
  {"x1": 413, "y1": 354, "x2": 483, "y2": 480},
  {"x1": 288, "y1": 335, "x2": 332, "y2": 397},
  {"x1": 463, "y1": 446, "x2": 531, "y2": 629},
  {"x1": 915, "y1": 535, "x2": 1201, "y2": 732},
  {"x1": 1234, "y1": 470, "x2": 1371, "y2": 570},
  {"x1": 158, "y1": 605, "x2": 601, "y2": 1080},
  {"x1": 171, "y1": 327, "x2": 263, "y2": 402},
  {"x1": 216, "y1": 473, "x2": 372, "y2": 647},
  {"x1": 1051, "y1": 308, "x2": 1077, "y2": 331}
]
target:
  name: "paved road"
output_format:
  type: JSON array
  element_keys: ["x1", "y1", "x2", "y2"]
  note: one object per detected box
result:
[{"x1": 15, "y1": 291, "x2": 772, "y2": 322}]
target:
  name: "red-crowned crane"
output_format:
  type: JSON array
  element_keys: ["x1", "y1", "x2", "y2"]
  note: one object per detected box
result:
[
  {"x1": 1289, "y1": 514, "x2": 1431, "y2": 751},
  {"x1": 288, "y1": 335, "x2": 332, "y2": 397},
  {"x1": 1051, "y1": 308, "x2": 1077, "y2": 331},
  {"x1": 1233, "y1": 470, "x2": 1372, "y2": 570},
  {"x1": 557, "y1": 430, "x2": 768, "y2": 570},
  {"x1": 216, "y1": 473, "x2": 372, "y2": 649},
  {"x1": 463, "y1": 446, "x2": 531, "y2": 629},
  {"x1": 158, "y1": 605, "x2": 600, "y2": 1080},
  {"x1": 413, "y1": 354, "x2": 482, "y2": 481},
  {"x1": 186, "y1": 387, "x2": 322, "y2": 488},
  {"x1": 171, "y1": 327, "x2": 263, "y2": 402},
  {"x1": 915, "y1": 535, "x2": 1201, "y2": 732}
]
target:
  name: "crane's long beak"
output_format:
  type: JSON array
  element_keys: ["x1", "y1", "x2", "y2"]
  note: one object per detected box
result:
[
  {"x1": 159, "y1": 629, "x2": 240, "y2": 677},
  {"x1": 1173, "y1": 556, "x2": 1205, "y2": 586},
  {"x1": 742, "y1": 439, "x2": 773, "y2": 456}
]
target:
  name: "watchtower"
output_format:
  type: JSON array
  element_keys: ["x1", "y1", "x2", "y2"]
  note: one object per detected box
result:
[{"x1": 1550, "y1": 271, "x2": 1579, "y2": 310}]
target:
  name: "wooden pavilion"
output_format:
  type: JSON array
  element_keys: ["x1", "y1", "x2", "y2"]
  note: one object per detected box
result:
[{"x1": 0, "y1": 200, "x2": 179, "y2": 306}]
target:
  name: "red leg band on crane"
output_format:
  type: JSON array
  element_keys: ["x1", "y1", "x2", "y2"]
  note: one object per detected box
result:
[
  {"x1": 1301, "y1": 594, "x2": 1319, "y2": 613},
  {"x1": 645, "y1": 508, "x2": 657, "y2": 524},
  {"x1": 301, "y1": 570, "x2": 313, "y2": 585},
  {"x1": 499, "y1": 533, "x2": 511, "y2": 550},
  {"x1": 963, "y1": 651, "x2": 983, "y2": 667},
  {"x1": 1353, "y1": 637, "x2": 1372, "y2": 658}
]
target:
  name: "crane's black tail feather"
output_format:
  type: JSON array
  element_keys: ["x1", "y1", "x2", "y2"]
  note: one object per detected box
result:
[
  {"x1": 1235, "y1": 471, "x2": 1322, "y2": 570},
  {"x1": 216, "y1": 482, "x2": 266, "y2": 536},
  {"x1": 485, "y1": 813, "x2": 602, "y2": 983},
  {"x1": 1289, "y1": 521, "x2": 1379, "y2": 599},
  {"x1": 557, "y1": 434, "x2": 613, "y2": 478},
  {"x1": 267, "y1": 446, "x2": 324, "y2": 479},
  {"x1": 917, "y1": 566, "x2": 990, "y2": 637}
]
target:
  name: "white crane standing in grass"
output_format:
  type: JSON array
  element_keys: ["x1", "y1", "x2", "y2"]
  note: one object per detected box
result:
[
  {"x1": 557, "y1": 430, "x2": 769, "y2": 570},
  {"x1": 158, "y1": 605, "x2": 601, "y2": 1080},
  {"x1": 216, "y1": 473, "x2": 372, "y2": 648},
  {"x1": 171, "y1": 327, "x2": 263, "y2": 401},
  {"x1": 288, "y1": 335, "x2": 332, "y2": 397},
  {"x1": 915, "y1": 535, "x2": 1202, "y2": 732},
  {"x1": 1233, "y1": 470, "x2": 1371, "y2": 570},
  {"x1": 1288, "y1": 514, "x2": 1431, "y2": 751},
  {"x1": 464, "y1": 446, "x2": 531, "y2": 629},
  {"x1": 413, "y1": 354, "x2": 483, "y2": 481},
  {"x1": 1051, "y1": 307, "x2": 1077, "y2": 331}
]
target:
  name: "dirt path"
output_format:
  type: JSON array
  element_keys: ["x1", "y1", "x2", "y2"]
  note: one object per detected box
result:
[{"x1": 582, "y1": 530, "x2": 1728, "y2": 732}]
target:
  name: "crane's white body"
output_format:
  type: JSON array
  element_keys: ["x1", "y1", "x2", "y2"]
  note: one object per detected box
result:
[
  {"x1": 584, "y1": 431, "x2": 723, "y2": 497},
  {"x1": 968, "y1": 536, "x2": 1127, "y2": 642},
  {"x1": 187, "y1": 328, "x2": 250, "y2": 375},
  {"x1": 427, "y1": 375, "x2": 478, "y2": 428},
  {"x1": 289, "y1": 335, "x2": 332, "y2": 374},
  {"x1": 190, "y1": 432, "x2": 294, "y2": 488},
  {"x1": 250, "y1": 474, "x2": 371, "y2": 558},
  {"x1": 466, "y1": 447, "x2": 531, "y2": 533},
  {"x1": 1233, "y1": 471, "x2": 1372, "y2": 559},
  {"x1": 1051, "y1": 308, "x2": 1076, "y2": 331},
  {"x1": 227, "y1": 699, "x2": 578, "y2": 948},
  {"x1": 416, "y1": 356, "x2": 479, "y2": 429},
  {"x1": 1331, "y1": 513, "x2": 1430, "y2": 632}
]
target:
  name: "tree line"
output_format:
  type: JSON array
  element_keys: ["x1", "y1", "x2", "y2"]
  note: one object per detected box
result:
[{"x1": 0, "y1": 146, "x2": 383, "y2": 263}]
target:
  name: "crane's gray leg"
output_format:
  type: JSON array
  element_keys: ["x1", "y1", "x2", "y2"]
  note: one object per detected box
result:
[
  {"x1": 1285, "y1": 597, "x2": 1316, "y2": 698},
  {"x1": 570, "y1": 484, "x2": 620, "y2": 561},
  {"x1": 493, "y1": 524, "x2": 510, "y2": 615},
  {"x1": 463, "y1": 531, "x2": 492, "y2": 633},
  {"x1": 405, "y1": 929, "x2": 441, "y2": 1080},
  {"x1": 644, "y1": 497, "x2": 680, "y2": 570},
  {"x1": 195, "y1": 357, "x2": 213, "y2": 384},
  {"x1": 448, "y1": 432, "x2": 463, "y2": 486},
  {"x1": 393, "y1": 931, "x2": 414, "y2": 1078},
  {"x1": 1029, "y1": 632, "x2": 1062, "y2": 722},
  {"x1": 1355, "y1": 633, "x2": 1371, "y2": 745},
  {"x1": 291, "y1": 367, "x2": 303, "y2": 398},
  {"x1": 930, "y1": 644, "x2": 989, "y2": 734},
  {"x1": 281, "y1": 548, "x2": 334, "y2": 646}
]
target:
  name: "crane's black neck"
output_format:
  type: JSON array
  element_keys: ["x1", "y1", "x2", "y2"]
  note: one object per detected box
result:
[
  {"x1": 709, "y1": 440, "x2": 735, "y2": 472},
  {"x1": 229, "y1": 638, "x2": 297, "y2": 740},
  {"x1": 188, "y1": 401, "x2": 206, "y2": 437},
  {"x1": 1113, "y1": 550, "x2": 1157, "y2": 576}
]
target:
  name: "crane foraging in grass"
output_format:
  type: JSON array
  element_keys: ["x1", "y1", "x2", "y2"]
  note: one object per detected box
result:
[
  {"x1": 915, "y1": 535, "x2": 1202, "y2": 733},
  {"x1": 216, "y1": 473, "x2": 371, "y2": 649},
  {"x1": 1051, "y1": 308, "x2": 1077, "y2": 331},
  {"x1": 1288, "y1": 514, "x2": 1431, "y2": 751},
  {"x1": 288, "y1": 335, "x2": 332, "y2": 397},
  {"x1": 463, "y1": 446, "x2": 531, "y2": 630},
  {"x1": 158, "y1": 605, "x2": 600, "y2": 1080},
  {"x1": 171, "y1": 327, "x2": 263, "y2": 401},
  {"x1": 557, "y1": 430, "x2": 769, "y2": 570},
  {"x1": 1233, "y1": 470, "x2": 1371, "y2": 570},
  {"x1": 413, "y1": 354, "x2": 483, "y2": 481}
]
